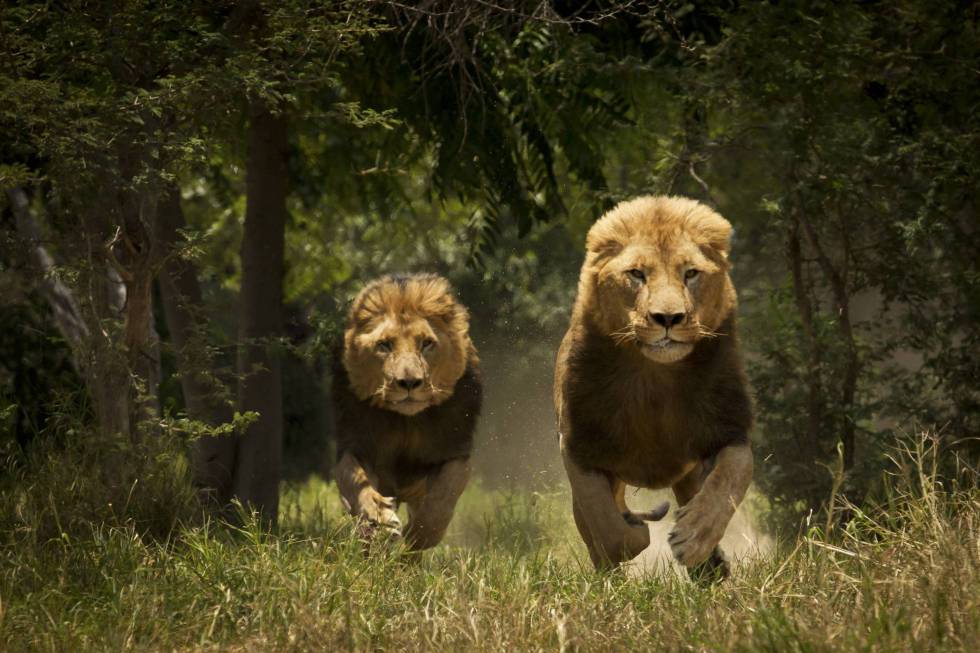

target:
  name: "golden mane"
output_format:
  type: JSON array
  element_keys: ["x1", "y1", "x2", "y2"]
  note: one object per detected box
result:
[
  {"x1": 585, "y1": 196, "x2": 733, "y2": 262},
  {"x1": 349, "y1": 275, "x2": 469, "y2": 337}
]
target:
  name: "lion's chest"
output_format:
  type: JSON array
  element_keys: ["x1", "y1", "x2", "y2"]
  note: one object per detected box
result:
[
  {"x1": 371, "y1": 418, "x2": 470, "y2": 492},
  {"x1": 565, "y1": 371, "x2": 702, "y2": 489},
  {"x1": 334, "y1": 363, "x2": 482, "y2": 497}
]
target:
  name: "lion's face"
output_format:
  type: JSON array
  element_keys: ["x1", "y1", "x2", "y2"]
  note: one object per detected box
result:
[
  {"x1": 583, "y1": 197, "x2": 736, "y2": 364},
  {"x1": 343, "y1": 275, "x2": 474, "y2": 416},
  {"x1": 349, "y1": 314, "x2": 454, "y2": 415}
]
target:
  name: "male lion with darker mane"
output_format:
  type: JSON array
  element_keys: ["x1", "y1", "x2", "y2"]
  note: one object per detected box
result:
[
  {"x1": 331, "y1": 273, "x2": 481, "y2": 551},
  {"x1": 555, "y1": 196, "x2": 753, "y2": 579}
]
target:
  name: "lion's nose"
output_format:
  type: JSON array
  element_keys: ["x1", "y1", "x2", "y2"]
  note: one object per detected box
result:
[
  {"x1": 397, "y1": 377, "x2": 423, "y2": 391},
  {"x1": 649, "y1": 312, "x2": 685, "y2": 328}
]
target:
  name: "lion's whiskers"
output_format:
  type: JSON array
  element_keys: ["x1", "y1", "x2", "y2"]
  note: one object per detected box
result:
[
  {"x1": 373, "y1": 379, "x2": 391, "y2": 398},
  {"x1": 609, "y1": 326, "x2": 636, "y2": 345},
  {"x1": 695, "y1": 322, "x2": 727, "y2": 339},
  {"x1": 427, "y1": 379, "x2": 450, "y2": 397}
]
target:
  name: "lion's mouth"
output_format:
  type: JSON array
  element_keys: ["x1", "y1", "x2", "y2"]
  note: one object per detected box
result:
[
  {"x1": 384, "y1": 394, "x2": 431, "y2": 412},
  {"x1": 637, "y1": 336, "x2": 695, "y2": 362},
  {"x1": 383, "y1": 395, "x2": 432, "y2": 415},
  {"x1": 391, "y1": 397, "x2": 426, "y2": 406},
  {"x1": 641, "y1": 337, "x2": 681, "y2": 350}
]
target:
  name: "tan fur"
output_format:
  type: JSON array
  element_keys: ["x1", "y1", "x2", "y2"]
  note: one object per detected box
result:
[
  {"x1": 555, "y1": 196, "x2": 754, "y2": 574},
  {"x1": 334, "y1": 452, "x2": 402, "y2": 535},
  {"x1": 401, "y1": 458, "x2": 471, "y2": 550},
  {"x1": 669, "y1": 446, "x2": 752, "y2": 566}
]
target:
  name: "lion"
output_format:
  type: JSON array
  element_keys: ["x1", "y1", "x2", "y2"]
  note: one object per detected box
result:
[
  {"x1": 554, "y1": 196, "x2": 754, "y2": 578},
  {"x1": 331, "y1": 273, "x2": 481, "y2": 551}
]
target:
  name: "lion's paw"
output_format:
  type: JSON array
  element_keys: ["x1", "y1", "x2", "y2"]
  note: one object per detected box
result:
[
  {"x1": 356, "y1": 512, "x2": 402, "y2": 540},
  {"x1": 687, "y1": 548, "x2": 730, "y2": 584},
  {"x1": 357, "y1": 497, "x2": 403, "y2": 541},
  {"x1": 668, "y1": 498, "x2": 729, "y2": 567}
]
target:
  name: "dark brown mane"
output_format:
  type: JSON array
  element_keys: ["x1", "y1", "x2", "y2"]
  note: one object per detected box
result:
[
  {"x1": 561, "y1": 314, "x2": 751, "y2": 489},
  {"x1": 332, "y1": 353, "x2": 482, "y2": 494}
]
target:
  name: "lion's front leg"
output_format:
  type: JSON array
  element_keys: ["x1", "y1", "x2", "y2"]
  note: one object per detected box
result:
[
  {"x1": 561, "y1": 435, "x2": 667, "y2": 570},
  {"x1": 333, "y1": 451, "x2": 402, "y2": 537},
  {"x1": 402, "y1": 457, "x2": 471, "y2": 551},
  {"x1": 669, "y1": 443, "x2": 752, "y2": 571}
]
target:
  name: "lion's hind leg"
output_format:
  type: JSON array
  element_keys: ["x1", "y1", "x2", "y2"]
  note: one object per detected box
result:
[{"x1": 403, "y1": 457, "x2": 471, "y2": 551}]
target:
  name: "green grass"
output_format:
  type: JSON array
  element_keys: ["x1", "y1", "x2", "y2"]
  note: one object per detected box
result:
[{"x1": 0, "y1": 436, "x2": 977, "y2": 651}]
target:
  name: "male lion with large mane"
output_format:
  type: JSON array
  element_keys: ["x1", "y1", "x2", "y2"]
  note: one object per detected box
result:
[
  {"x1": 332, "y1": 273, "x2": 481, "y2": 550},
  {"x1": 555, "y1": 196, "x2": 753, "y2": 578}
]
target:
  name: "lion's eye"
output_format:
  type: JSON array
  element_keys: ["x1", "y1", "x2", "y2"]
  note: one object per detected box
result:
[
  {"x1": 420, "y1": 338, "x2": 436, "y2": 353},
  {"x1": 375, "y1": 340, "x2": 393, "y2": 354},
  {"x1": 626, "y1": 268, "x2": 646, "y2": 282},
  {"x1": 684, "y1": 269, "x2": 700, "y2": 281}
]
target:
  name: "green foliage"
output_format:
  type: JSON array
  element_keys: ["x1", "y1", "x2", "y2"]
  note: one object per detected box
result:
[
  {"x1": 163, "y1": 410, "x2": 259, "y2": 444},
  {"x1": 0, "y1": 294, "x2": 86, "y2": 447},
  {"x1": 3, "y1": 0, "x2": 980, "y2": 533},
  {"x1": 0, "y1": 0, "x2": 383, "y2": 206},
  {"x1": 0, "y1": 426, "x2": 199, "y2": 545},
  {"x1": 632, "y1": 0, "x2": 980, "y2": 522},
  {"x1": 337, "y1": 12, "x2": 648, "y2": 256}
]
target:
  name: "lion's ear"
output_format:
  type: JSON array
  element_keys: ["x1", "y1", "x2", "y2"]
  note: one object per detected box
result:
[
  {"x1": 451, "y1": 302, "x2": 471, "y2": 328},
  {"x1": 586, "y1": 210, "x2": 630, "y2": 260},
  {"x1": 420, "y1": 293, "x2": 460, "y2": 326},
  {"x1": 586, "y1": 235, "x2": 624, "y2": 260},
  {"x1": 445, "y1": 302, "x2": 474, "y2": 343},
  {"x1": 350, "y1": 286, "x2": 387, "y2": 331},
  {"x1": 692, "y1": 214, "x2": 733, "y2": 257}
]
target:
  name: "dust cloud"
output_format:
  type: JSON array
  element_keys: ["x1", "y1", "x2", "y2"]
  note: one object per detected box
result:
[
  {"x1": 626, "y1": 488, "x2": 774, "y2": 575},
  {"x1": 469, "y1": 333, "x2": 566, "y2": 489}
]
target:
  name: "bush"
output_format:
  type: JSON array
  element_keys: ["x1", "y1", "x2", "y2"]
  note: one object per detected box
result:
[{"x1": 0, "y1": 424, "x2": 199, "y2": 546}]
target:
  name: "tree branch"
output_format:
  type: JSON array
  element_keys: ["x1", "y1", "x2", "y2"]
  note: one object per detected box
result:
[{"x1": 6, "y1": 187, "x2": 90, "y2": 352}]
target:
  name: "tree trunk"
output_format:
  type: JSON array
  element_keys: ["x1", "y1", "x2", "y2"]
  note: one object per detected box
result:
[
  {"x1": 156, "y1": 187, "x2": 237, "y2": 507},
  {"x1": 232, "y1": 103, "x2": 288, "y2": 525},
  {"x1": 8, "y1": 185, "x2": 158, "y2": 441},
  {"x1": 107, "y1": 183, "x2": 163, "y2": 439},
  {"x1": 786, "y1": 221, "x2": 824, "y2": 469},
  {"x1": 795, "y1": 197, "x2": 859, "y2": 472},
  {"x1": 663, "y1": 99, "x2": 715, "y2": 207},
  {"x1": 124, "y1": 265, "x2": 161, "y2": 432},
  {"x1": 6, "y1": 187, "x2": 90, "y2": 353}
]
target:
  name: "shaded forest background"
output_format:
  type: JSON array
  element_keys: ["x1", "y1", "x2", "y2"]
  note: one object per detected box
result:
[{"x1": 1, "y1": 0, "x2": 978, "y2": 534}]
